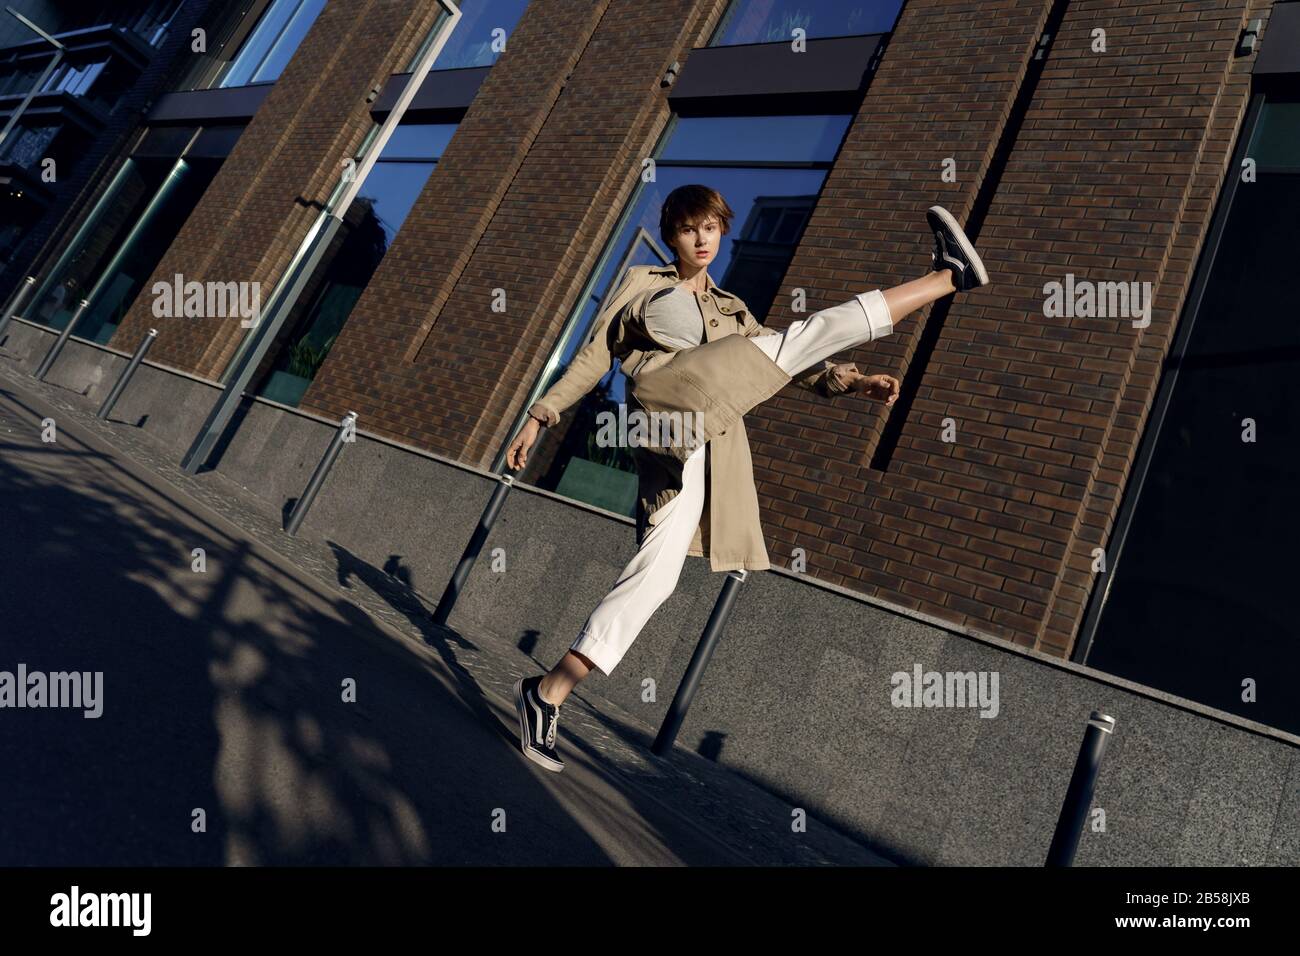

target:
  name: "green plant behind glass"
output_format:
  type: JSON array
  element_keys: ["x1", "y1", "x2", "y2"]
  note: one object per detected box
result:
[
  {"x1": 285, "y1": 332, "x2": 338, "y2": 379},
  {"x1": 574, "y1": 375, "x2": 638, "y2": 474}
]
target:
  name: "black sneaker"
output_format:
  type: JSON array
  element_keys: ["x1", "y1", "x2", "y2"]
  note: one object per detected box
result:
[
  {"x1": 513, "y1": 675, "x2": 565, "y2": 772},
  {"x1": 928, "y1": 204, "x2": 989, "y2": 293}
]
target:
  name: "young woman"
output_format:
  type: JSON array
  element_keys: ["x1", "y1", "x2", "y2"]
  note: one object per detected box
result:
[{"x1": 507, "y1": 185, "x2": 989, "y2": 772}]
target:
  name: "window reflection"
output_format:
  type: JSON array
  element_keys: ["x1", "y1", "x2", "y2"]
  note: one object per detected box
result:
[
  {"x1": 21, "y1": 152, "x2": 223, "y2": 344},
  {"x1": 708, "y1": 0, "x2": 904, "y2": 46},
  {"x1": 514, "y1": 113, "x2": 852, "y2": 515},
  {"x1": 404, "y1": 0, "x2": 532, "y2": 71},
  {"x1": 216, "y1": 0, "x2": 328, "y2": 89},
  {"x1": 77, "y1": 158, "x2": 224, "y2": 345},
  {"x1": 660, "y1": 114, "x2": 852, "y2": 163},
  {"x1": 1249, "y1": 100, "x2": 1300, "y2": 170},
  {"x1": 40, "y1": 59, "x2": 106, "y2": 96},
  {"x1": 252, "y1": 123, "x2": 457, "y2": 408},
  {"x1": 0, "y1": 1, "x2": 182, "y2": 50}
]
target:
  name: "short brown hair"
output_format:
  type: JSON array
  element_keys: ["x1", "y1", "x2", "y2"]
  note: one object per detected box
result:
[{"x1": 659, "y1": 184, "x2": 735, "y2": 249}]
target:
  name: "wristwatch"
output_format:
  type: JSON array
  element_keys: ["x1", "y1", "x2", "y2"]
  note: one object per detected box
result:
[{"x1": 527, "y1": 410, "x2": 549, "y2": 427}]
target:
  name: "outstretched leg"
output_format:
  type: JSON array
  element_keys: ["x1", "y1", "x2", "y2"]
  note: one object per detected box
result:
[
  {"x1": 751, "y1": 267, "x2": 956, "y2": 375},
  {"x1": 882, "y1": 268, "x2": 956, "y2": 324},
  {"x1": 752, "y1": 205, "x2": 989, "y2": 376}
]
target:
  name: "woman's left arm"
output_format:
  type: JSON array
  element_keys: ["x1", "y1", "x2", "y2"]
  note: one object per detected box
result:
[{"x1": 735, "y1": 307, "x2": 859, "y2": 399}]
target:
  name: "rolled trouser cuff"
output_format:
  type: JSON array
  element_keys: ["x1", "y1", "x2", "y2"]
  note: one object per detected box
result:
[
  {"x1": 569, "y1": 630, "x2": 618, "y2": 675},
  {"x1": 855, "y1": 288, "x2": 893, "y2": 340}
]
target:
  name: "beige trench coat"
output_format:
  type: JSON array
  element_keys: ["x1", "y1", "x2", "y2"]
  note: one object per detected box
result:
[{"x1": 528, "y1": 262, "x2": 862, "y2": 573}]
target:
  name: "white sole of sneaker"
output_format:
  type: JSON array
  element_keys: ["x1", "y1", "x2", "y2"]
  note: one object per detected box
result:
[
  {"x1": 513, "y1": 677, "x2": 564, "y2": 773},
  {"x1": 929, "y1": 204, "x2": 989, "y2": 288}
]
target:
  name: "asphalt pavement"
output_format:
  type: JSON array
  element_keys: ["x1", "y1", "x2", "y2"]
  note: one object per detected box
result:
[{"x1": 0, "y1": 355, "x2": 892, "y2": 866}]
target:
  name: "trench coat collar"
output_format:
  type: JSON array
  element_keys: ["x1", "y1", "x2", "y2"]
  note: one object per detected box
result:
[{"x1": 647, "y1": 260, "x2": 737, "y2": 301}]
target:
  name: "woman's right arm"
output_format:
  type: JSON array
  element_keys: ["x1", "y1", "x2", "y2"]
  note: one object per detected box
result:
[
  {"x1": 509, "y1": 266, "x2": 641, "y2": 470},
  {"x1": 506, "y1": 412, "x2": 545, "y2": 470},
  {"x1": 526, "y1": 265, "x2": 639, "y2": 426}
]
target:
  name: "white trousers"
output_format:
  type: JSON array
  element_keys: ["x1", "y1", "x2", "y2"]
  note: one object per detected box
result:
[{"x1": 569, "y1": 288, "x2": 893, "y2": 675}]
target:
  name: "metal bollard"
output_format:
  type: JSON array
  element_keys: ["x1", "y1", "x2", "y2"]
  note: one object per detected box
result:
[
  {"x1": 285, "y1": 411, "x2": 357, "y2": 536},
  {"x1": 33, "y1": 298, "x2": 89, "y2": 381},
  {"x1": 1045, "y1": 711, "x2": 1117, "y2": 867},
  {"x1": 431, "y1": 471, "x2": 515, "y2": 627},
  {"x1": 652, "y1": 568, "x2": 748, "y2": 756},
  {"x1": 0, "y1": 275, "x2": 37, "y2": 342},
  {"x1": 96, "y1": 329, "x2": 157, "y2": 420}
]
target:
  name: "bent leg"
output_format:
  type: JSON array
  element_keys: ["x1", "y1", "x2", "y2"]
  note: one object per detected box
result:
[{"x1": 567, "y1": 443, "x2": 707, "y2": 676}]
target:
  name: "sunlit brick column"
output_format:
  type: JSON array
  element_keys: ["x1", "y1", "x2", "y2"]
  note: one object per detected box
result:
[
  {"x1": 1034, "y1": 0, "x2": 1276, "y2": 653},
  {"x1": 740, "y1": 0, "x2": 1058, "y2": 634},
  {"x1": 747, "y1": 0, "x2": 1270, "y2": 657},
  {"x1": 301, "y1": 0, "x2": 726, "y2": 461}
]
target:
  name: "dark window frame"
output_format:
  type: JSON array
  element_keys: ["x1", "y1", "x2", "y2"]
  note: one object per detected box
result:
[{"x1": 1072, "y1": 77, "x2": 1300, "y2": 665}]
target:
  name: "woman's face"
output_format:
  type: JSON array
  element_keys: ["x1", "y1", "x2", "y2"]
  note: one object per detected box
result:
[{"x1": 669, "y1": 215, "x2": 722, "y2": 271}]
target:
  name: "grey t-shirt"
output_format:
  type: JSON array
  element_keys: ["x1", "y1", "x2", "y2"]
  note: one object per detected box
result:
[{"x1": 643, "y1": 285, "x2": 704, "y2": 351}]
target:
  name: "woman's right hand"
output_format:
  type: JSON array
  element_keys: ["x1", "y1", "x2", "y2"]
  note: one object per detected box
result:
[{"x1": 507, "y1": 417, "x2": 541, "y2": 470}]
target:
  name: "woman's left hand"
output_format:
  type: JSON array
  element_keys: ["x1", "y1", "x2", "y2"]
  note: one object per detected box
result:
[{"x1": 843, "y1": 368, "x2": 900, "y2": 406}]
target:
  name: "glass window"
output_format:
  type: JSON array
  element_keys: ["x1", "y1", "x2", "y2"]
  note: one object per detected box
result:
[
  {"x1": 0, "y1": 1, "x2": 182, "y2": 50},
  {"x1": 126, "y1": 0, "x2": 185, "y2": 48},
  {"x1": 77, "y1": 158, "x2": 224, "y2": 345},
  {"x1": 708, "y1": 0, "x2": 905, "y2": 46},
  {"x1": 216, "y1": 0, "x2": 327, "y2": 89},
  {"x1": 251, "y1": 123, "x2": 457, "y2": 408},
  {"x1": 659, "y1": 113, "x2": 851, "y2": 164},
  {"x1": 1083, "y1": 96, "x2": 1300, "y2": 737},
  {"x1": 0, "y1": 121, "x2": 92, "y2": 177},
  {"x1": 20, "y1": 152, "x2": 223, "y2": 344},
  {"x1": 0, "y1": 63, "x2": 43, "y2": 97},
  {"x1": 508, "y1": 113, "x2": 852, "y2": 513},
  {"x1": 37, "y1": 61, "x2": 70, "y2": 93},
  {"x1": 0, "y1": 8, "x2": 169, "y2": 106},
  {"x1": 39, "y1": 58, "x2": 108, "y2": 95},
  {"x1": 1250, "y1": 100, "x2": 1300, "y2": 171},
  {"x1": 404, "y1": 0, "x2": 532, "y2": 72},
  {"x1": 68, "y1": 60, "x2": 105, "y2": 95}
]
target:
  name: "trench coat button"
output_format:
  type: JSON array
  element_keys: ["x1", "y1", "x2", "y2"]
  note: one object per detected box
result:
[{"x1": 709, "y1": 318, "x2": 719, "y2": 327}]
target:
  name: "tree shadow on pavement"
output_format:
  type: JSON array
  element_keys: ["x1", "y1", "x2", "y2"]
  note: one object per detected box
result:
[{"x1": 0, "y1": 387, "x2": 635, "y2": 866}]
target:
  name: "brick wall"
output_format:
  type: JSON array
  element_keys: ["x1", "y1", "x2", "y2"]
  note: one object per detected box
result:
[
  {"x1": 739, "y1": 0, "x2": 1060, "y2": 647},
  {"x1": 306, "y1": 0, "x2": 1279, "y2": 659},
  {"x1": 739, "y1": 0, "x2": 1275, "y2": 658},
  {"x1": 1034, "y1": 0, "x2": 1276, "y2": 651},
  {"x1": 746, "y1": 0, "x2": 1275, "y2": 657}
]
